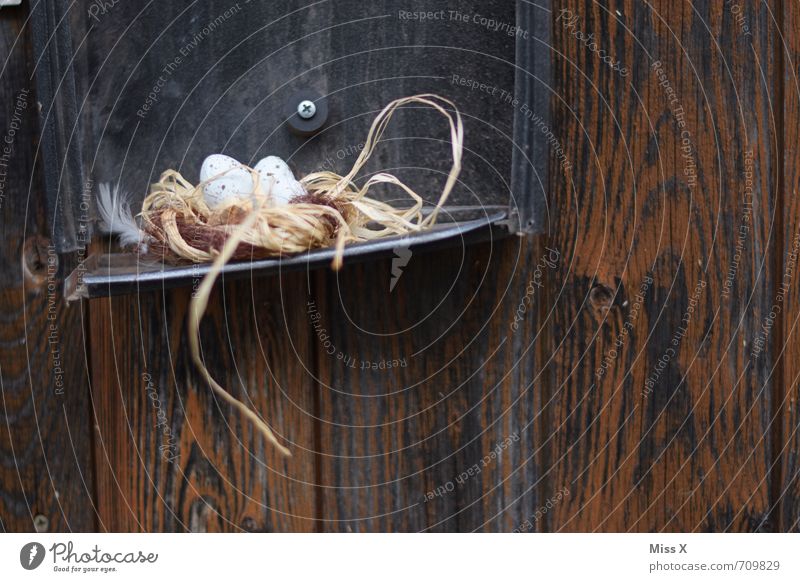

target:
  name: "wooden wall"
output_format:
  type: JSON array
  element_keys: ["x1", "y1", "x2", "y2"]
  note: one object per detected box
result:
[
  {"x1": 0, "y1": 4, "x2": 96, "y2": 532},
  {"x1": 2, "y1": 0, "x2": 800, "y2": 532}
]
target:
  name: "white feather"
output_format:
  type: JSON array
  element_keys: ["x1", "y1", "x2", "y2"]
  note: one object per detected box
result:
[{"x1": 96, "y1": 182, "x2": 147, "y2": 250}]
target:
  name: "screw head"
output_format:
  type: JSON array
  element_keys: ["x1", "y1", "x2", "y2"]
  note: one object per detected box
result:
[
  {"x1": 33, "y1": 514, "x2": 49, "y2": 532},
  {"x1": 297, "y1": 99, "x2": 316, "y2": 119}
]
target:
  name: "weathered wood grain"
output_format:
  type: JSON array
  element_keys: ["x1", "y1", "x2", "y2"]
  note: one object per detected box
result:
[
  {"x1": 0, "y1": 7, "x2": 97, "y2": 532},
  {"x1": 89, "y1": 275, "x2": 318, "y2": 531},
  {"x1": 79, "y1": 0, "x2": 534, "y2": 533},
  {"x1": 5, "y1": 0, "x2": 800, "y2": 534},
  {"x1": 544, "y1": 0, "x2": 776, "y2": 531},
  {"x1": 778, "y1": 0, "x2": 800, "y2": 533},
  {"x1": 313, "y1": 235, "x2": 549, "y2": 532}
]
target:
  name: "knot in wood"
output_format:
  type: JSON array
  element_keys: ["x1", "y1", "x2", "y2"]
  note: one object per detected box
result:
[{"x1": 589, "y1": 284, "x2": 614, "y2": 314}]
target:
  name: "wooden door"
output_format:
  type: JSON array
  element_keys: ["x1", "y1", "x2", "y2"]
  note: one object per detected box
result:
[{"x1": 1, "y1": 0, "x2": 799, "y2": 532}]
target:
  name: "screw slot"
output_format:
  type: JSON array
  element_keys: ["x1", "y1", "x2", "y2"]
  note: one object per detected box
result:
[
  {"x1": 286, "y1": 92, "x2": 328, "y2": 136},
  {"x1": 297, "y1": 100, "x2": 316, "y2": 119}
]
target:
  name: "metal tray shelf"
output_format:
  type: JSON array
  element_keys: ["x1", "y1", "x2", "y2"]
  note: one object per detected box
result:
[{"x1": 66, "y1": 208, "x2": 510, "y2": 300}]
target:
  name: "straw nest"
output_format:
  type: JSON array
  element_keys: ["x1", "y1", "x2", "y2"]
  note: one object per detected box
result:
[
  {"x1": 129, "y1": 94, "x2": 463, "y2": 458},
  {"x1": 137, "y1": 94, "x2": 463, "y2": 271}
]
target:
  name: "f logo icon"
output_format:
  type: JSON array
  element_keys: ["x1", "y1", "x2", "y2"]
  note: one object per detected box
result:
[{"x1": 20, "y1": 542, "x2": 45, "y2": 570}]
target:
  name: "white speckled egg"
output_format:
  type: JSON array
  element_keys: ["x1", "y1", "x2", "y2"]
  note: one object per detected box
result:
[
  {"x1": 200, "y1": 154, "x2": 255, "y2": 209},
  {"x1": 255, "y1": 156, "x2": 304, "y2": 205}
]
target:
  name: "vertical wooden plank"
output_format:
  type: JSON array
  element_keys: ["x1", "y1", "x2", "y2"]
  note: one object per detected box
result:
[
  {"x1": 0, "y1": 6, "x2": 97, "y2": 532},
  {"x1": 546, "y1": 0, "x2": 776, "y2": 531},
  {"x1": 778, "y1": 0, "x2": 800, "y2": 533},
  {"x1": 314, "y1": 237, "x2": 546, "y2": 532},
  {"x1": 89, "y1": 275, "x2": 318, "y2": 531},
  {"x1": 302, "y1": 1, "x2": 549, "y2": 531}
]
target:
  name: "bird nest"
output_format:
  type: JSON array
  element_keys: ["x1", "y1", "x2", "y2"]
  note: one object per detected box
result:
[
  {"x1": 107, "y1": 94, "x2": 463, "y2": 458},
  {"x1": 138, "y1": 94, "x2": 462, "y2": 270}
]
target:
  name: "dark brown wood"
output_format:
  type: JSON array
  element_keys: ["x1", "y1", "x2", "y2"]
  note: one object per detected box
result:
[
  {"x1": 313, "y1": 238, "x2": 548, "y2": 531},
  {"x1": 88, "y1": 277, "x2": 318, "y2": 531},
  {"x1": 778, "y1": 0, "x2": 800, "y2": 533},
  {"x1": 0, "y1": 8, "x2": 96, "y2": 532},
  {"x1": 5, "y1": 0, "x2": 800, "y2": 534},
  {"x1": 544, "y1": 0, "x2": 777, "y2": 531}
]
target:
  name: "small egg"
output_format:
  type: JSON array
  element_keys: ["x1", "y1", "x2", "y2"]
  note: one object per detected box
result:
[
  {"x1": 255, "y1": 156, "x2": 305, "y2": 205},
  {"x1": 200, "y1": 154, "x2": 255, "y2": 209}
]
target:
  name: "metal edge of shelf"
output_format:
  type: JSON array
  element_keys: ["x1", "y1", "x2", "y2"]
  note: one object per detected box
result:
[
  {"x1": 511, "y1": 0, "x2": 551, "y2": 235},
  {"x1": 66, "y1": 211, "x2": 511, "y2": 301},
  {"x1": 30, "y1": 0, "x2": 87, "y2": 252}
]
